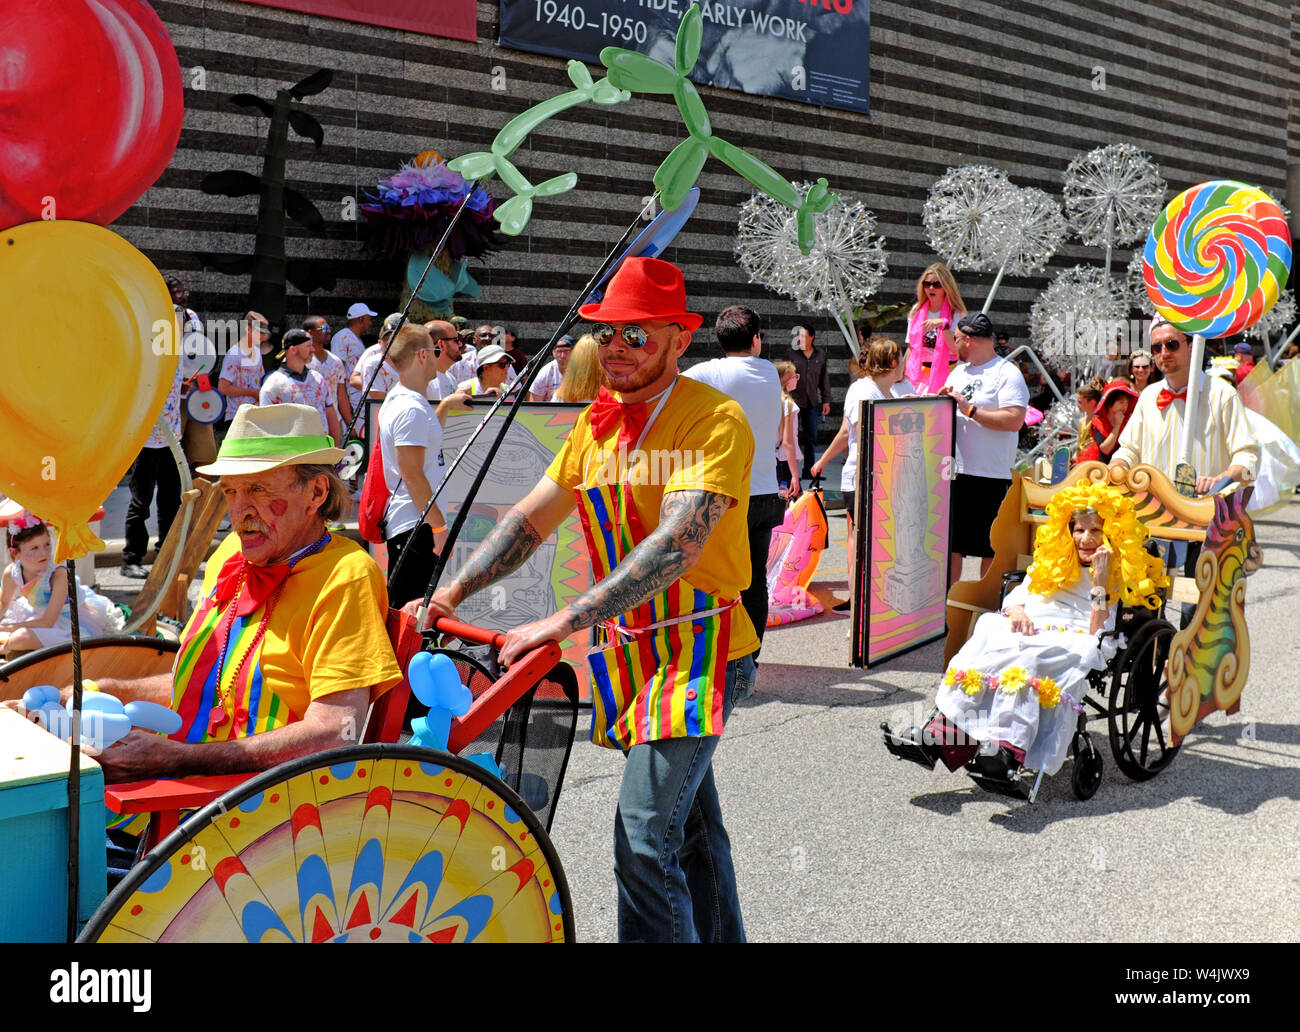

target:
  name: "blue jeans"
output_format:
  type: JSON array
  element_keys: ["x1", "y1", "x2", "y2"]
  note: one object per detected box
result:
[{"x1": 614, "y1": 652, "x2": 757, "y2": 943}]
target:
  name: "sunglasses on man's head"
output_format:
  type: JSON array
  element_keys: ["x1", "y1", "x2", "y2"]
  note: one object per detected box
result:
[
  {"x1": 592, "y1": 322, "x2": 681, "y2": 349},
  {"x1": 1150, "y1": 340, "x2": 1181, "y2": 354}
]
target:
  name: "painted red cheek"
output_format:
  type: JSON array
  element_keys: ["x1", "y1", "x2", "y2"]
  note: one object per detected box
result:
[{"x1": 269, "y1": 499, "x2": 289, "y2": 517}]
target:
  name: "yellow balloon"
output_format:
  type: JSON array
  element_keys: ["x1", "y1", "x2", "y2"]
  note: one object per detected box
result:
[{"x1": 0, "y1": 221, "x2": 177, "y2": 561}]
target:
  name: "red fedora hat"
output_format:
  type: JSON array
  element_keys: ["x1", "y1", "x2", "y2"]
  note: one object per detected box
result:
[{"x1": 578, "y1": 257, "x2": 704, "y2": 331}]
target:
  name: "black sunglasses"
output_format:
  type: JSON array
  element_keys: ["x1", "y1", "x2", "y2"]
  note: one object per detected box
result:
[
  {"x1": 922, "y1": 281, "x2": 943, "y2": 289},
  {"x1": 1150, "y1": 340, "x2": 1181, "y2": 354}
]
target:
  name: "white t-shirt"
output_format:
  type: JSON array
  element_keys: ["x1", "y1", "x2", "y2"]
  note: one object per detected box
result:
[
  {"x1": 353, "y1": 344, "x2": 400, "y2": 398},
  {"x1": 776, "y1": 395, "x2": 800, "y2": 462},
  {"x1": 840, "y1": 377, "x2": 912, "y2": 492},
  {"x1": 378, "y1": 384, "x2": 445, "y2": 538},
  {"x1": 530, "y1": 359, "x2": 563, "y2": 401},
  {"x1": 946, "y1": 356, "x2": 1029, "y2": 479},
  {"x1": 683, "y1": 355, "x2": 782, "y2": 496},
  {"x1": 426, "y1": 367, "x2": 460, "y2": 402},
  {"x1": 331, "y1": 327, "x2": 365, "y2": 376}
]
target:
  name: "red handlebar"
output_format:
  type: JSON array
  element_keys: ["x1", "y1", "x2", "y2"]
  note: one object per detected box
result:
[{"x1": 426, "y1": 614, "x2": 506, "y2": 649}]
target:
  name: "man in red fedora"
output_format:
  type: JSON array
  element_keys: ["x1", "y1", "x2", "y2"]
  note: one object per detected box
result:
[{"x1": 414, "y1": 257, "x2": 759, "y2": 942}]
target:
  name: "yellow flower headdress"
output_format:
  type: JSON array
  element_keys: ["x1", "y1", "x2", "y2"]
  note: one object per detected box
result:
[{"x1": 1026, "y1": 482, "x2": 1169, "y2": 609}]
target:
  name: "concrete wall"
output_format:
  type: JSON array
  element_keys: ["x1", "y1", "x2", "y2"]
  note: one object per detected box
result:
[{"x1": 124, "y1": 0, "x2": 1293, "y2": 398}]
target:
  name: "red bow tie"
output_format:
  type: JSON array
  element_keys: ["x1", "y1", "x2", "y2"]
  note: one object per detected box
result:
[
  {"x1": 1156, "y1": 387, "x2": 1187, "y2": 411},
  {"x1": 213, "y1": 553, "x2": 292, "y2": 618},
  {"x1": 589, "y1": 387, "x2": 649, "y2": 450}
]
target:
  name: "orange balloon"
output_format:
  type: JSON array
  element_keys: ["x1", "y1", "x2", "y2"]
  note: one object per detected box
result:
[
  {"x1": 413, "y1": 149, "x2": 445, "y2": 167},
  {"x1": 0, "y1": 221, "x2": 177, "y2": 561}
]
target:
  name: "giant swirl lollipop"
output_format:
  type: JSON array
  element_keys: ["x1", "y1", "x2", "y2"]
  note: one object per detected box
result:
[
  {"x1": 1143, "y1": 180, "x2": 1290, "y2": 337},
  {"x1": 1142, "y1": 180, "x2": 1291, "y2": 494}
]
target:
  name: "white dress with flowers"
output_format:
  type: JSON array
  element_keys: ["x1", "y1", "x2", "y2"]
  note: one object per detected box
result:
[{"x1": 935, "y1": 576, "x2": 1119, "y2": 775}]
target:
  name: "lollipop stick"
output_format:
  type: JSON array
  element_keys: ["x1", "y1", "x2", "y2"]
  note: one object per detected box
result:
[{"x1": 1178, "y1": 332, "x2": 1206, "y2": 477}]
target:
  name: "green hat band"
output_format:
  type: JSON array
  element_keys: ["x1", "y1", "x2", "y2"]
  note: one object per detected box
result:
[{"x1": 219, "y1": 434, "x2": 334, "y2": 458}]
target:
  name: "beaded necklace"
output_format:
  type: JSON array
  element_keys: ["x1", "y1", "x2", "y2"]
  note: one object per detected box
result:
[{"x1": 207, "y1": 530, "x2": 331, "y2": 735}]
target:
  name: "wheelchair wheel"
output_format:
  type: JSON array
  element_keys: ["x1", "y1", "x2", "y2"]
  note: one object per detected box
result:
[
  {"x1": 78, "y1": 744, "x2": 573, "y2": 943},
  {"x1": 1070, "y1": 733, "x2": 1103, "y2": 800},
  {"x1": 1108, "y1": 619, "x2": 1179, "y2": 781}
]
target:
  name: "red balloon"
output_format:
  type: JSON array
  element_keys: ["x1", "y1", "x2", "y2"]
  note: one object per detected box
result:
[{"x1": 0, "y1": 0, "x2": 184, "y2": 229}]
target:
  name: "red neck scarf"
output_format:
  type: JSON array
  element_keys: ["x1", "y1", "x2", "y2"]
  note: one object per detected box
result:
[
  {"x1": 1156, "y1": 387, "x2": 1187, "y2": 411},
  {"x1": 211, "y1": 531, "x2": 331, "y2": 618},
  {"x1": 213, "y1": 554, "x2": 293, "y2": 618},
  {"x1": 589, "y1": 387, "x2": 649, "y2": 450}
]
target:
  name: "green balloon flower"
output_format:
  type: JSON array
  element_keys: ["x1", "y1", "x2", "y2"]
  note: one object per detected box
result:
[
  {"x1": 448, "y1": 61, "x2": 629, "y2": 236},
  {"x1": 601, "y1": 4, "x2": 835, "y2": 252}
]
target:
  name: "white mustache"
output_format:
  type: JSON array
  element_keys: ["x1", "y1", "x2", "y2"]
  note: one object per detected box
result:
[{"x1": 234, "y1": 519, "x2": 269, "y2": 535}]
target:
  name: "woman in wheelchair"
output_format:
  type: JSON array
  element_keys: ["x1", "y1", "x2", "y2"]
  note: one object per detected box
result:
[{"x1": 883, "y1": 483, "x2": 1168, "y2": 784}]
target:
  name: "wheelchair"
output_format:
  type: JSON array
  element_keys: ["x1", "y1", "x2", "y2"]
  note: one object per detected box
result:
[
  {"x1": 882, "y1": 462, "x2": 1260, "y2": 804},
  {"x1": 882, "y1": 567, "x2": 1179, "y2": 803}
]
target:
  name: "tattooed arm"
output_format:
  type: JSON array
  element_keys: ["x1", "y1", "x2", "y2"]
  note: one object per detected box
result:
[
  {"x1": 496, "y1": 489, "x2": 733, "y2": 667},
  {"x1": 563, "y1": 489, "x2": 729, "y2": 633},
  {"x1": 412, "y1": 475, "x2": 576, "y2": 625}
]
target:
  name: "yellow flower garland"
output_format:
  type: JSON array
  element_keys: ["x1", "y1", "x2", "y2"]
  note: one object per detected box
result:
[{"x1": 942, "y1": 664, "x2": 1065, "y2": 709}]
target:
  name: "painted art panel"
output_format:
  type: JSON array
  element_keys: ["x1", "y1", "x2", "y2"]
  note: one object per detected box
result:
[{"x1": 852, "y1": 397, "x2": 954, "y2": 668}]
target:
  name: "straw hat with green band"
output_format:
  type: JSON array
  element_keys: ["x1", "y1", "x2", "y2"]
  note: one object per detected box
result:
[{"x1": 196, "y1": 404, "x2": 344, "y2": 476}]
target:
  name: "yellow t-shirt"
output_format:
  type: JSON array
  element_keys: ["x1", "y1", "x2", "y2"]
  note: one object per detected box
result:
[
  {"x1": 545, "y1": 376, "x2": 759, "y2": 660},
  {"x1": 188, "y1": 532, "x2": 403, "y2": 723}
]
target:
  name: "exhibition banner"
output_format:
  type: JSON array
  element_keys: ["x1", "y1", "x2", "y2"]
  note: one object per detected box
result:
[{"x1": 500, "y1": 0, "x2": 870, "y2": 114}]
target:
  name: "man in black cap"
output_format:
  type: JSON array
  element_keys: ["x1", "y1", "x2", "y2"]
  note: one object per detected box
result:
[{"x1": 938, "y1": 312, "x2": 1028, "y2": 583}]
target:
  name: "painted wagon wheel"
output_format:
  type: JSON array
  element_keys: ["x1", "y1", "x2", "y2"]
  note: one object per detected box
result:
[
  {"x1": 79, "y1": 744, "x2": 573, "y2": 942},
  {"x1": 1107, "y1": 619, "x2": 1179, "y2": 781}
]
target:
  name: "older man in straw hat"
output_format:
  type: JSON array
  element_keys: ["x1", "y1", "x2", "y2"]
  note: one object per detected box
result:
[{"x1": 35, "y1": 404, "x2": 402, "y2": 782}]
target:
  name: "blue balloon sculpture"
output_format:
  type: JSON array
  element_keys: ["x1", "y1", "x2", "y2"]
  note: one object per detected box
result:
[
  {"x1": 21, "y1": 683, "x2": 183, "y2": 749},
  {"x1": 406, "y1": 652, "x2": 473, "y2": 752}
]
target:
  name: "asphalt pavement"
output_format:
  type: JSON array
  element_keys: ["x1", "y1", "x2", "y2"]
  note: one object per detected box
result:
[{"x1": 548, "y1": 495, "x2": 1300, "y2": 942}]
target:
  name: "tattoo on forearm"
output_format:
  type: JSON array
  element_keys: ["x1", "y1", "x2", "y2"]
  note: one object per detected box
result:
[
  {"x1": 452, "y1": 507, "x2": 543, "y2": 600},
  {"x1": 566, "y1": 490, "x2": 730, "y2": 632}
]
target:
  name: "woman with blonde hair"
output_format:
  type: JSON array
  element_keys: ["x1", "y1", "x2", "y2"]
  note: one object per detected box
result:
[
  {"x1": 553, "y1": 333, "x2": 602, "y2": 402},
  {"x1": 772, "y1": 360, "x2": 801, "y2": 497},
  {"x1": 905, "y1": 262, "x2": 967, "y2": 394}
]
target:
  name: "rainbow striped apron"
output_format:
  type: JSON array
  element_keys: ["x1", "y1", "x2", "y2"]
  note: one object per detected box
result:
[
  {"x1": 166, "y1": 534, "x2": 330, "y2": 744},
  {"x1": 167, "y1": 591, "x2": 296, "y2": 744},
  {"x1": 574, "y1": 383, "x2": 735, "y2": 750}
]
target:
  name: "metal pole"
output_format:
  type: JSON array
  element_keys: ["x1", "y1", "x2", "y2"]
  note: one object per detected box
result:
[
  {"x1": 65, "y1": 558, "x2": 83, "y2": 943},
  {"x1": 981, "y1": 258, "x2": 1009, "y2": 314}
]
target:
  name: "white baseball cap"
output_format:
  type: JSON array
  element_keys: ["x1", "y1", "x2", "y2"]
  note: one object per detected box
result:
[
  {"x1": 347, "y1": 302, "x2": 378, "y2": 319},
  {"x1": 475, "y1": 344, "x2": 511, "y2": 369}
]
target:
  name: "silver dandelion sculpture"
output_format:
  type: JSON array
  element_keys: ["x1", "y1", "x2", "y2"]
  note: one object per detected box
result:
[
  {"x1": 986, "y1": 186, "x2": 1069, "y2": 277},
  {"x1": 736, "y1": 185, "x2": 888, "y2": 313},
  {"x1": 1126, "y1": 250, "x2": 1156, "y2": 317},
  {"x1": 1030, "y1": 265, "x2": 1125, "y2": 375},
  {"x1": 1062, "y1": 143, "x2": 1166, "y2": 248},
  {"x1": 922, "y1": 165, "x2": 1018, "y2": 271}
]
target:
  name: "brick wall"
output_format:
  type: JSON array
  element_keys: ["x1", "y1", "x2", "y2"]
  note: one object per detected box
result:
[{"x1": 122, "y1": 0, "x2": 1294, "y2": 405}]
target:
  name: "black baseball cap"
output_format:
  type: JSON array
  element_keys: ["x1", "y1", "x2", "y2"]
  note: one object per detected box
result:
[
  {"x1": 957, "y1": 312, "x2": 995, "y2": 338},
  {"x1": 276, "y1": 328, "x2": 311, "y2": 358}
]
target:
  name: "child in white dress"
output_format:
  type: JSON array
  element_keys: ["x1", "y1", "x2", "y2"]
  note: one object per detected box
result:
[{"x1": 0, "y1": 515, "x2": 123, "y2": 657}]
